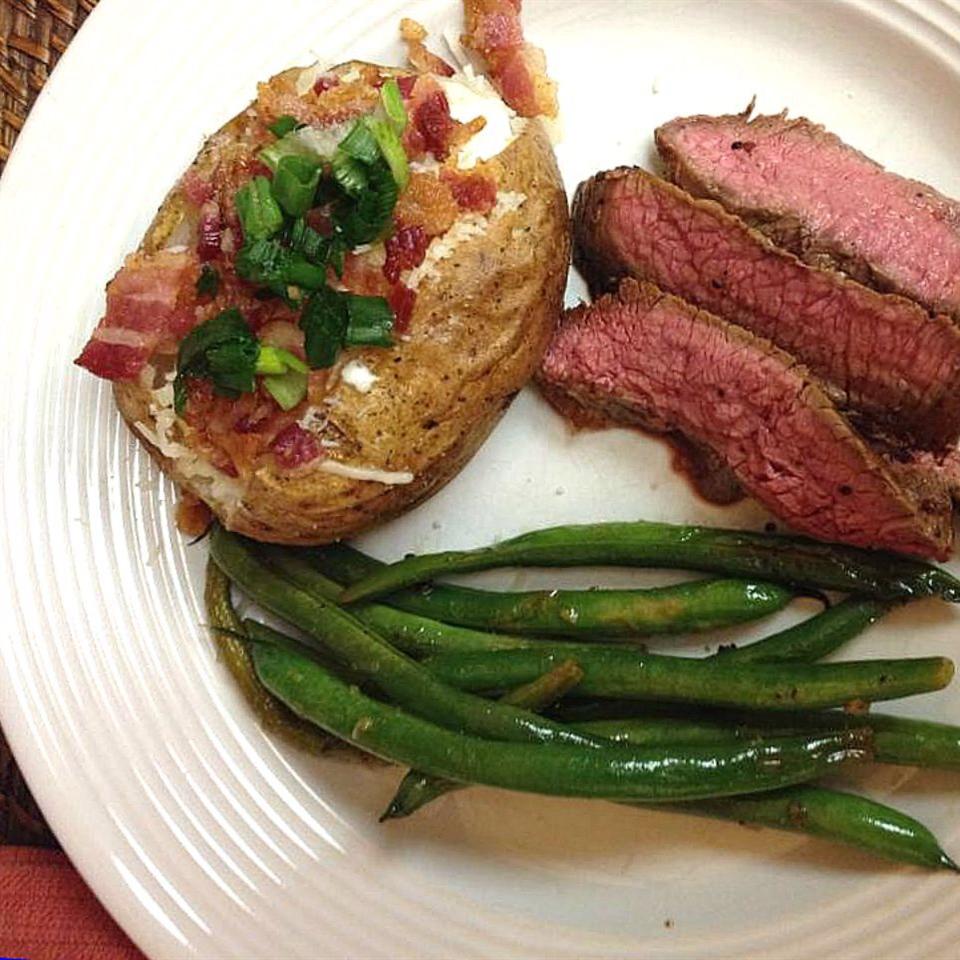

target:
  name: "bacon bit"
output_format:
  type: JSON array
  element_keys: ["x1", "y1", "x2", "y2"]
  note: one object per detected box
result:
[
  {"x1": 400, "y1": 18, "x2": 456, "y2": 77},
  {"x1": 181, "y1": 169, "x2": 215, "y2": 207},
  {"x1": 256, "y1": 77, "x2": 317, "y2": 125},
  {"x1": 197, "y1": 201, "x2": 222, "y2": 262},
  {"x1": 258, "y1": 320, "x2": 306, "y2": 360},
  {"x1": 441, "y1": 169, "x2": 498, "y2": 213},
  {"x1": 175, "y1": 493, "x2": 212, "y2": 538},
  {"x1": 472, "y1": 10, "x2": 524, "y2": 49},
  {"x1": 397, "y1": 75, "x2": 418, "y2": 99},
  {"x1": 314, "y1": 75, "x2": 340, "y2": 95},
  {"x1": 312, "y1": 80, "x2": 379, "y2": 126},
  {"x1": 413, "y1": 90, "x2": 456, "y2": 159},
  {"x1": 462, "y1": 0, "x2": 558, "y2": 117},
  {"x1": 271, "y1": 423, "x2": 321, "y2": 469},
  {"x1": 75, "y1": 250, "x2": 200, "y2": 380},
  {"x1": 388, "y1": 283, "x2": 417, "y2": 334},
  {"x1": 256, "y1": 72, "x2": 377, "y2": 127},
  {"x1": 402, "y1": 78, "x2": 457, "y2": 160},
  {"x1": 74, "y1": 340, "x2": 148, "y2": 381},
  {"x1": 184, "y1": 380, "x2": 301, "y2": 475},
  {"x1": 383, "y1": 225, "x2": 429, "y2": 283},
  {"x1": 395, "y1": 173, "x2": 459, "y2": 236},
  {"x1": 342, "y1": 253, "x2": 392, "y2": 298},
  {"x1": 447, "y1": 115, "x2": 488, "y2": 155},
  {"x1": 492, "y1": 45, "x2": 557, "y2": 119}
]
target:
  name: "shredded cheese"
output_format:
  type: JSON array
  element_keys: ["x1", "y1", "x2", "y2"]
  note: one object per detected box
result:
[
  {"x1": 318, "y1": 461, "x2": 414, "y2": 485},
  {"x1": 340, "y1": 360, "x2": 379, "y2": 394}
]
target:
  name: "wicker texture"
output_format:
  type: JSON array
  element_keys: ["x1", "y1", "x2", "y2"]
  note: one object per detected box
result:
[
  {"x1": 0, "y1": 0, "x2": 97, "y2": 168},
  {"x1": 1, "y1": 0, "x2": 96, "y2": 842}
]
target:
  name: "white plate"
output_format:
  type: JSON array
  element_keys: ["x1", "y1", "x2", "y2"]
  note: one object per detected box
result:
[{"x1": 4, "y1": 0, "x2": 960, "y2": 956}]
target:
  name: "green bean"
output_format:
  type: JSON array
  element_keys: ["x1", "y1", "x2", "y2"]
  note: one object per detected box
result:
[
  {"x1": 209, "y1": 527, "x2": 604, "y2": 748},
  {"x1": 387, "y1": 775, "x2": 956, "y2": 871},
  {"x1": 337, "y1": 521, "x2": 960, "y2": 604},
  {"x1": 712, "y1": 597, "x2": 894, "y2": 664},
  {"x1": 423, "y1": 648, "x2": 954, "y2": 710},
  {"x1": 258, "y1": 546, "x2": 550, "y2": 655},
  {"x1": 554, "y1": 704, "x2": 960, "y2": 770},
  {"x1": 203, "y1": 560, "x2": 338, "y2": 754},
  {"x1": 278, "y1": 545, "x2": 793, "y2": 639},
  {"x1": 726, "y1": 710, "x2": 960, "y2": 770},
  {"x1": 250, "y1": 640, "x2": 872, "y2": 800},
  {"x1": 398, "y1": 579, "x2": 794, "y2": 638},
  {"x1": 649, "y1": 787, "x2": 958, "y2": 871},
  {"x1": 383, "y1": 660, "x2": 586, "y2": 822}
]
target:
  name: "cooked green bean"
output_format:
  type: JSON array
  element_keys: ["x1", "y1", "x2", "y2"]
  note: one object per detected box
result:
[
  {"x1": 383, "y1": 660, "x2": 586, "y2": 821},
  {"x1": 274, "y1": 545, "x2": 794, "y2": 638},
  {"x1": 393, "y1": 579, "x2": 794, "y2": 638},
  {"x1": 250, "y1": 640, "x2": 872, "y2": 800},
  {"x1": 210, "y1": 527, "x2": 604, "y2": 748},
  {"x1": 712, "y1": 597, "x2": 893, "y2": 664},
  {"x1": 258, "y1": 546, "x2": 550, "y2": 655},
  {"x1": 423, "y1": 648, "x2": 954, "y2": 710},
  {"x1": 337, "y1": 521, "x2": 960, "y2": 604},
  {"x1": 553, "y1": 704, "x2": 960, "y2": 770},
  {"x1": 275, "y1": 544, "x2": 793, "y2": 639},
  {"x1": 651, "y1": 787, "x2": 958, "y2": 871},
  {"x1": 203, "y1": 560, "x2": 338, "y2": 754}
]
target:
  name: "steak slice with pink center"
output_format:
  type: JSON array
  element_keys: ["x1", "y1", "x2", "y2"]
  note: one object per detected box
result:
[
  {"x1": 538, "y1": 279, "x2": 953, "y2": 560},
  {"x1": 655, "y1": 111, "x2": 960, "y2": 320},
  {"x1": 572, "y1": 166, "x2": 960, "y2": 450}
]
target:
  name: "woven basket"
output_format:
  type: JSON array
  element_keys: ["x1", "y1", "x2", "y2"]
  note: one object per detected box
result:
[
  {"x1": 0, "y1": 0, "x2": 97, "y2": 844},
  {"x1": 0, "y1": 0, "x2": 97, "y2": 168}
]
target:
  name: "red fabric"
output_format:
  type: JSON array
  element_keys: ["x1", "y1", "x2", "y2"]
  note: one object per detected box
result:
[{"x1": 0, "y1": 847, "x2": 144, "y2": 960}]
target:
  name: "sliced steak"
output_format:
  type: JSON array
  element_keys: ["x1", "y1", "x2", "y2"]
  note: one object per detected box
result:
[
  {"x1": 655, "y1": 110, "x2": 960, "y2": 318},
  {"x1": 572, "y1": 166, "x2": 960, "y2": 450},
  {"x1": 538, "y1": 279, "x2": 953, "y2": 560}
]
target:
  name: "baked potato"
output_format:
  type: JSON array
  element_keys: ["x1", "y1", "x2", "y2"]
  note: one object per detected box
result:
[{"x1": 76, "y1": 52, "x2": 570, "y2": 544}]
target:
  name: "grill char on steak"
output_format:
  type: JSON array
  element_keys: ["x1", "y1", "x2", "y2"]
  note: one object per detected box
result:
[
  {"x1": 538, "y1": 279, "x2": 953, "y2": 560},
  {"x1": 655, "y1": 110, "x2": 960, "y2": 319},
  {"x1": 572, "y1": 166, "x2": 960, "y2": 451}
]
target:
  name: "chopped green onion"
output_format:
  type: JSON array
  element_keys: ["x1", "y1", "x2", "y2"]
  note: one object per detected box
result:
[
  {"x1": 380, "y1": 79, "x2": 408, "y2": 134},
  {"x1": 255, "y1": 345, "x2": 309, "y2": 376},
  {"x1": 286, "y1": 257, "x2": 328, "y2": 290},
  {"x1": 332, "y1": 152, "x2": 370, "y2": 198},
  {"x1": 328, "y1": 235, "x2": 347, "y2": 278},
  {"x1": 173, "y1": 309, "x2": 259, "y2": 413},
  {"x1": 235, "y1": 176, "x2": 284, "y2": 241},
  {"x1": 335, "y1": 158, "x2": 398, "y2": 246},
  {"x1": 260, "y1": 130, "x2": 321, "y2": 172},
  {"x1": 288, "y1": 218, "x2": 325, "y2": 263},
  {"x1": 300, "y1": 287, "x2": 350, "y2": 368},
  {"x1": 196, "y1": 264, "x2": 220, "y2": 298},
  {"x1": 367, "y1": 117, "x2": 409, "y2": 190},
  {"x1": 345, "y1": 294, "x2": 395, "y2": 347},
  {"x1": 338, "y1": 119, "x2": 381, "y2": 165},
  {"x1": 269, "y1": 115, "x2": 301, "y2": 138},
  {"x1": 272, "y1": 154, "x2": 323, "y2": 217},
  {"x1": 263, "y1": 368, "x2": 309, "y2": 410},
  {"x1": 256, "y1": 345, "x2": 309, "y2": 410},
  {"x1": 236, "y1": 239, "x2": 327, "y2": 294}
]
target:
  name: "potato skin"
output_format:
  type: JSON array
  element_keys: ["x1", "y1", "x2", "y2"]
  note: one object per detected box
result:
[{"x1": 114, "y1": 63, "x2": 570, "y2": 544}]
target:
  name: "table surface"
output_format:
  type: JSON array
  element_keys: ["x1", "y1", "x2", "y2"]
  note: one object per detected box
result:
[{"x1": 0, "y1": 0, "x2": 98, "y2": 847}]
